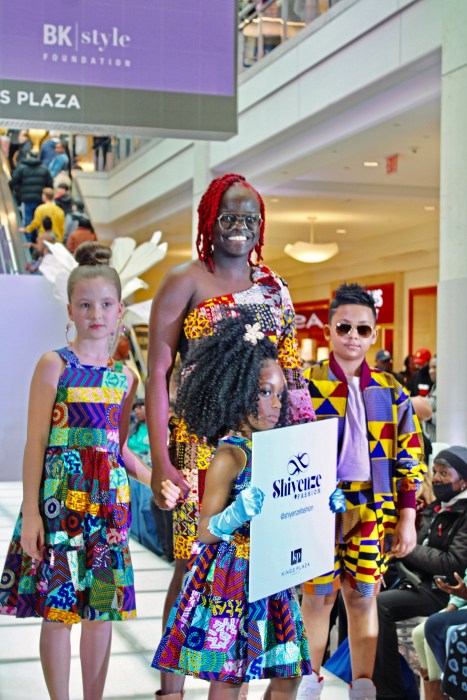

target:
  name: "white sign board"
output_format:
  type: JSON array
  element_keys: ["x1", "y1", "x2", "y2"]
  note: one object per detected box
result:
[{"x1": 249, "y1": 419, "x2": 338, "y2": 602}]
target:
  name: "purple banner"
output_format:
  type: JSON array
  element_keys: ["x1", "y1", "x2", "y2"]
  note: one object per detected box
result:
[{"x1": 0, "y1": 0, "x2": 235, "y2": 96}]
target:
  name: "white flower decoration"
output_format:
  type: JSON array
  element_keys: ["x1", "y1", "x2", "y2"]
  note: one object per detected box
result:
[
  {"x1": 243, "y1": 322, "x2": 265, "y2": 345},
  {"x1": 40, "y1": 231, "x2": 167, "y2": 307}
]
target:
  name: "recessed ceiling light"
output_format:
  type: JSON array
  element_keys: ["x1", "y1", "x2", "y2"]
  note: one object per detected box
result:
[
  {"x1": 363, "y1": 161, "x2": 379, "y2": 167},
  {"x1": 270, "y1": 198, "x2": 279, "y2": 203},
  {"x1": 336, "y1": 229, "x2": 347, "y2": 234},
  {"x1": 424, "y1": 206, "x2": 436, "y2": 211}
]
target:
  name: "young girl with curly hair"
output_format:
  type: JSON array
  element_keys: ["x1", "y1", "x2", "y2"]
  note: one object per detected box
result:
[{"x1": 152, "y1": 313, "x2": 311, "y2": 700}]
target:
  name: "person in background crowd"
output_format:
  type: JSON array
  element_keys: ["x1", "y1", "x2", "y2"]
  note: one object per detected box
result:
[
  {"x1": 374, "y1": 349, "x2": 392, "y2": 372},
  {"x1": 39, "y1": 132, "x2": 60, "y2": 167},
  {"x1": 13, "y1": 129, "x2": 33, "y2": 167},
  {"x1": 423, "y1": 355, "x2": 437, "y2": 445},
  {"x1": 92, "y1": 136, "x2": 112, "y2": 171},
  {"x1": 24, "y1": 216, "x2": 57, "y2": 274},
  {"x1": 20, "y1": 187, "x2": 65, "y2": 243},
  {"x1": 372, "y1": 446, "x2": 467, "y2": 700},
  {"x1": 48, "y1": 140, "x2": 70, "y2": 181},
  {"x1": 374, "y1": 350, "x2": 404, "y2": 383},
  {"x1": 64, "y1": 199, "x2": 85, "y2": 245},
  {"x1": 399, "y1": 354, "x2": 416, "y2": 390},
  {"x1": 66, "y1": 215, "x2": 97, "y2": 255},
  {"x1": 55, "y1": 182, "x2": 74, "y2": 216},
  {"x1": 410, "y1": 347, "x2": 433, "y2": 397},
  {"x1": 9, "y1": 151, "x2": 53, "y2": 232}
]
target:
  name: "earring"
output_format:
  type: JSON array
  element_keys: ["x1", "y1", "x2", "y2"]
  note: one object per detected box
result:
[{"x1": 66, "y1": 321, "x2": 76, "y2": 344}]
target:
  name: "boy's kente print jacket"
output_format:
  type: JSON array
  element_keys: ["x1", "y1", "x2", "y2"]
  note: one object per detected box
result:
[{"x1": 304, "y1": 354, "x2": 426, "y2": 544}]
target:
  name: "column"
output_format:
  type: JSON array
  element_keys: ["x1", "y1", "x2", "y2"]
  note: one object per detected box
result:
[{"x1": 436, "y1": 0, "x2": 467, "y2": 444}]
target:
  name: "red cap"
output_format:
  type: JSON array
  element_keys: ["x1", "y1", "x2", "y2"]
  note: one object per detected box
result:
[{"x1": 414, "y1": 348, "x2": 431, "y2": 366}]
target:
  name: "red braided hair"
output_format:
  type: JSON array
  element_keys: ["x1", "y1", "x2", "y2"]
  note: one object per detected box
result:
[{"x1": 196, "y1": 173, "x2": 265, "y2": 273}]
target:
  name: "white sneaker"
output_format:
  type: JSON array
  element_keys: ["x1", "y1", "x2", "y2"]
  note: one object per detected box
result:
[
  {"x1": 296, "y1": 672, "x2": 324, "y2": 699},
  {"x1": 348, "y1": 678, "x2": 376, "y2": 699}
]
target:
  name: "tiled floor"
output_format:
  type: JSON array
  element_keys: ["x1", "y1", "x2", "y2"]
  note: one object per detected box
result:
[{"x1": 0, "y1": 482, "x2": 348, "y2": 700}]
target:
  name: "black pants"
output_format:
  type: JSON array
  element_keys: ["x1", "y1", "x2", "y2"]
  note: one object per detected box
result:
[{"x1": 372, "y1": 582, "x2": 448, "y2": 699}]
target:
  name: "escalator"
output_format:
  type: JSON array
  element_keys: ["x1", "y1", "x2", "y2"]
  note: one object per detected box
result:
[{"x1": 0, "y1": 150, "x2": 28, "y2": 274}]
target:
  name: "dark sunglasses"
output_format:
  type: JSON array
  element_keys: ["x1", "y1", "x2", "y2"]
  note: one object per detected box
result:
[{"x1": 335, "y1": 322, "x2": 374, "y2": 338}]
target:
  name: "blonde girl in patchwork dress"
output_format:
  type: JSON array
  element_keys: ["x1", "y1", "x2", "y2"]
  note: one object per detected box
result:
[{"x1": 0, "y1": 243, "x2": 151, "y2": 700}]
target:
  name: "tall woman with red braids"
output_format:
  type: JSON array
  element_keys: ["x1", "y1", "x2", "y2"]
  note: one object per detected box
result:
[{"x1": 145, "y1": 174, "x2": 314, "y2": 700}]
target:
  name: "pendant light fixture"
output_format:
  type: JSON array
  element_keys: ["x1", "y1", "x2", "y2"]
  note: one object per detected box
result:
[{"x1": 284, "y1": 218, "x2": 339, "y2": 263}]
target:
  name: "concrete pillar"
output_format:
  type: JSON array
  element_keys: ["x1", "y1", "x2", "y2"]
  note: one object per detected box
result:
[
  {"x1": 436, "y1": 0, "x2": 467, "y2": 444},
  {"x1": 191, "y1": 141, "x2": 212, "y2": 259}
]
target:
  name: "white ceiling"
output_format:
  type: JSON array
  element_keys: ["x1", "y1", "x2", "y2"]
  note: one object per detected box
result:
[{"x1": 130, "y1": 99, "x2": 441, "y2": 293}]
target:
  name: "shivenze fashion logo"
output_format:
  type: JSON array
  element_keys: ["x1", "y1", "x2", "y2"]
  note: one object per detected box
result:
[{"x1": 272, "y1": 452, "x2": 322, "y2": 500}]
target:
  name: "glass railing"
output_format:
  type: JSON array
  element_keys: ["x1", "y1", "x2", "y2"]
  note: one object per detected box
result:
[{"x1": 238, "y1": 0, "x2": 340, "y2": 71}]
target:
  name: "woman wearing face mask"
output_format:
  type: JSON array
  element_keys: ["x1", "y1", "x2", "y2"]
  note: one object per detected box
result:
[{"x1": 371, "y1": 447, "x2": 467, "y2": 700}]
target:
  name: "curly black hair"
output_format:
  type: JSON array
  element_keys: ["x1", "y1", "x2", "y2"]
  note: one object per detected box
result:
[
  {"x1": 176, "y1": 311, "x2": 289, "y2": 445},
  {"x1": 329, "y1": 282, "x2": 376, "y2": 322}
]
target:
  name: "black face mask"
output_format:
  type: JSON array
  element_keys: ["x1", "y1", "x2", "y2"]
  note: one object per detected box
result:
[{"x1": 433, "y1": 482, "x2": 458, "y2": 503}]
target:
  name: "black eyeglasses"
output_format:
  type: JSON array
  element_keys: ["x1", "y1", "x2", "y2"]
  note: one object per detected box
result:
[
  {"x1": 335, "y1": 322, "x2": 374, "y2": 338},
  {"x1": 217, "y1": 213, "x2": 262, "y2": 232}
]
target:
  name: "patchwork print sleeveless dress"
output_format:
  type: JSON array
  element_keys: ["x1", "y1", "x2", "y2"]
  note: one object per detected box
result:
[
  {"x1": 0, "y1": 347, "x2": 136, "y2": 624},
  {"x1": 170, "y1": 264, "x2": 315, "y2": 561},
  {"x1": 152, "y1": 435, "x2": 311, "y2": 683}
]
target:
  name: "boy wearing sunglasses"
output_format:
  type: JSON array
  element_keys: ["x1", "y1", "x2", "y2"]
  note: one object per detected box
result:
[{"x1": 299, "y1": 283, "x2": 426, "y2": 700}]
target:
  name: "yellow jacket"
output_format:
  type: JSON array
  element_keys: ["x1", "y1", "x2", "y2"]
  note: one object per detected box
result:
[{"x1": 25, "y1": 202, "x2": 65, "y2": 241}]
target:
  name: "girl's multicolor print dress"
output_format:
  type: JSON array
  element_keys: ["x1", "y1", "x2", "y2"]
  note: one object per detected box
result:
[
  {"x1": 153, "y1": 435, "x2": 311, "y2": 683},
  {"x1": 0, "y1": 348, "x2": 136, "y2": 624},
  {"x1": 170, "y1": 264, "x2": 315, "y2": 560}
]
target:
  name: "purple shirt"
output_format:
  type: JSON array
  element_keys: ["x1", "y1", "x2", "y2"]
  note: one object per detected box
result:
[{"x1": 337, "y1": 376, "x2": 371, "y2": 481}]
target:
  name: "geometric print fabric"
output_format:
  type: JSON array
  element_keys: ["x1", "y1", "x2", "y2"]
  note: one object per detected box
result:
[
  {"x1": 303, "y1": 358, "x2": 426, "y2": 597},
  {"x1": 170, "y1": 264, "x2": 315, "y2": 560},
  {"x1": 0, "y1": 347, "x2": 136, "y2": 623},
  {"x1": 153, "y1": 436, "x2": 311, "y2": 683}
]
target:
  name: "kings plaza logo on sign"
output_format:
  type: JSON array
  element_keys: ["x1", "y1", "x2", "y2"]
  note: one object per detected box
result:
[
  {"x1": 272, "y1": 452, "x2": 322, "y2": 500},
  {"x1": 42, "y1": 24, "x2": 132, "y2": 68}
]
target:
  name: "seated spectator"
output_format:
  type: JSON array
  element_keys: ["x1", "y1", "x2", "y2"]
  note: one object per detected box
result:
[
  {"x1": 66, "y1": 215, "x2": 97, "y2": 254},
  {"x1": 20, "y1": 187, "x2": 65, "y2": 242},
  {"x1": 127, "y1": 397, "x2": 174, "y2": 563},
  {"x1": 412, "y1": 566, "x2": 467, "y2": 700},
  {"x1": 371, "y1": 446, "x2": 467, "y2": 699},
  {"x1": 128, "y1": 399, "x2": 150, "y2": 460},
  {"x1": 439, "y1": 619, "x2": 467, "y2": 700}
]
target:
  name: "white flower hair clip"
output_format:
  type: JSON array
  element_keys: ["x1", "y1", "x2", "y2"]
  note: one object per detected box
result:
[{"x1": 243, "y1": 322, "x2": 265, "y2": 345}]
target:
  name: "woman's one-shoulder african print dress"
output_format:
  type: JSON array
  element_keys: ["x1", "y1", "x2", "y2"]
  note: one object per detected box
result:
[
  {"x1": 170, "y1": 264, "x2": 315, "y2": 560},
  {"x1": 153, "y1": 435, "x2": 311, "y2": 683},
  {"x1": 0, "y1": 347, "x2": 136, "y2": 624}
]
